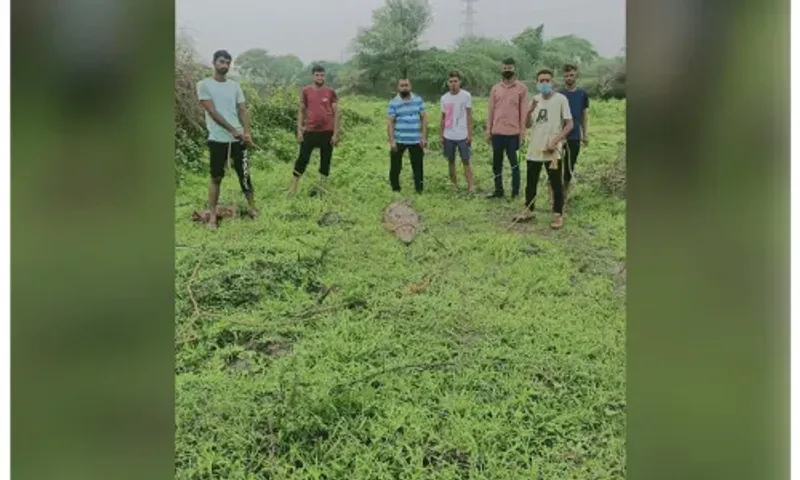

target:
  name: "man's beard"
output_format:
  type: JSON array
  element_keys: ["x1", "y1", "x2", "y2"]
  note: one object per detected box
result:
[{"x1": 216, "y1": 68, "x2": 228, "y2": 76}]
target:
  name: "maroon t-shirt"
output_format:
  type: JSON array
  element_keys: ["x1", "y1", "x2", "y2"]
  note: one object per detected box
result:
[{"x1": 302, "y1": 85, "x2": 337, "y2": 132}]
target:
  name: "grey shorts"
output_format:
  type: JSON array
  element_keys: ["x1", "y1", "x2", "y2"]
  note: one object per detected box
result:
[{"x1": 442, "y1": 138, "x2": 471, "y2": 164}]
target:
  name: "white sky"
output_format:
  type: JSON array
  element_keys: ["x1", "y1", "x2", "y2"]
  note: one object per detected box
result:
[{"x1": 177, "y1": 0, "x2": 625, "y2": 63}]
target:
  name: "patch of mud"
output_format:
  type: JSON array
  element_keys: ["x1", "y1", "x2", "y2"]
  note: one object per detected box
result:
[{"x1": 191, "y1": 205, "x2": 241, "y2": 224}]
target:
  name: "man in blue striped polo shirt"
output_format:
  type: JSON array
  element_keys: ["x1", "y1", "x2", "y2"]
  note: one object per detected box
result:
[{"x1": 387, "y1": 77, "x2": 428, "y2": 193}]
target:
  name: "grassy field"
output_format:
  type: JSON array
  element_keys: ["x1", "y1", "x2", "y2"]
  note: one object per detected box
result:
[{"x1": 175, "y1": 97, "x2": 626, "y2": 479}]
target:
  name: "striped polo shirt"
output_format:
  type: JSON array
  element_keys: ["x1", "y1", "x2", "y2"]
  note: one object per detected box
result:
[{"x1": 388, "y1": 94, "x2": 426, "y2": 144}]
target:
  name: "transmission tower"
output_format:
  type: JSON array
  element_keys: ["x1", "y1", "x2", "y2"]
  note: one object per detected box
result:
[{"x1": 461, "y1": 0, "x2": 477, "y2": 38}]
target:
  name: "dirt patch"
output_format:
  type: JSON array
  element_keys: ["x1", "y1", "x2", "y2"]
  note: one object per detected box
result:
[{"x1": 191, "y1": 205, "x2": 241, "y2": 224}]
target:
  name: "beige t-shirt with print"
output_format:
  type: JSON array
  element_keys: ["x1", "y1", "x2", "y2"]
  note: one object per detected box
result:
[{"x1": 525, "y1": 92, "x2": 573, "y2": 162}]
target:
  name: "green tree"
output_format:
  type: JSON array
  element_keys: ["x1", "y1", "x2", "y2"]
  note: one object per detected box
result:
[
  {"x1": 352, "y1": 0, "x2": 433, "y2": 89},
  {"x1": 234, "y1": 48, "x2": 271, "y2": 80},
  {"x1": 540, "y1": 35, "x2": 600, "y2": 69},
  {"x1": 511, "y1": 24, "x2": 545, "y2": 65},
  {"x1": 454, "y1": 36, "x2": 533, "y2": 80}
]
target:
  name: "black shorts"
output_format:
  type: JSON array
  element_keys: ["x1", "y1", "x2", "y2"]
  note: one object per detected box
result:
[{"x1": 208, "y1": 140, "x2": 254, "y2": 194}]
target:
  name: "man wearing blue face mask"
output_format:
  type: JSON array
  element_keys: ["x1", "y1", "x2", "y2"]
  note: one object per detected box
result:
[{"x1": 515, "y1": 68, "x2": 574, "y2": 229}]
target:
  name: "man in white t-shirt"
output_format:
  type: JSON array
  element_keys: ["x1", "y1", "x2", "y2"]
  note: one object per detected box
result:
[
  {"x1": 515, "y1": 68, "x2": 574, "y2": 229},
  {"x1": 439, "y1": 71, "x2": 475, "y2": 193}
]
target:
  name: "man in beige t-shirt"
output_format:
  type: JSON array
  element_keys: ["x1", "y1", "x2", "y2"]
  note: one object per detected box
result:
[{"x1": 516, "y1": 68, "x2": 574, "y2": 228}]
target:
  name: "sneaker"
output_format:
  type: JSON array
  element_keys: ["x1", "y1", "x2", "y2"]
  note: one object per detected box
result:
[
  {"x1": 550, "y1": 213, "x2": 564, "y2": 229},
  {"x1": 486, "y1": 191, "x2": 504, "y2": 199}
]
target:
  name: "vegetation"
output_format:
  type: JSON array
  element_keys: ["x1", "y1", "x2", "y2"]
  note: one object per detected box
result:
[
  {"x1": 175, "y1": 1, "x2": 626, "y2": 477},
  {"x1": 175, "y1": 95, "x2": 626, "y2": 480}
]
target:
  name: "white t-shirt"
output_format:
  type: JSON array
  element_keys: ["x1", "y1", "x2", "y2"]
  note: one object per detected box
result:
[
  {"x1": 440, "y1": 90, "x2": 472, "y2": 141},
  {"x1": 525, "y1": 92, "x2": 573, "y2": 162}
]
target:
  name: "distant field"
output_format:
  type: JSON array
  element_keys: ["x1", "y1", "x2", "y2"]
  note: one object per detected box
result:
[{"x1": 175, "y1": 97, "x2": 626, "y2": 479}]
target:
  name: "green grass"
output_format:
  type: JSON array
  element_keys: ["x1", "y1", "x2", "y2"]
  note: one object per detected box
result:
[{"x1": 175, "y1": 97, "x2": 626, "y2": 479}]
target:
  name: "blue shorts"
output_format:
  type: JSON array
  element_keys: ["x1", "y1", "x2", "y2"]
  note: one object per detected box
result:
[{"x1": 442, "y1": 138, "x2": 471, "y2": 164}]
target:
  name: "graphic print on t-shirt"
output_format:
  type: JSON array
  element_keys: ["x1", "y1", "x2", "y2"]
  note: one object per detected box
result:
[
  {"x1": 444, "y1": 102, "x2": 455, "y2": 129},
  {"x1": 535, "y1": 108, "x2": 549, "y2": 125}
]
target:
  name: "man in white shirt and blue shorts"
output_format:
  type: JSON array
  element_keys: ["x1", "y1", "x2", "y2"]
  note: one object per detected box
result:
[{"x1": 439, "y1": 71, "x2": 475, "y2": 193}]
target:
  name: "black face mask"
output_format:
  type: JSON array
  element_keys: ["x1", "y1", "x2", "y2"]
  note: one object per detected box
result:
[
  {"x1": 399, "y1": 90, "x2": 411, "y2": 98},
  {"x1": 501, "y1": 71, "x2": 514, "y2": 80}
]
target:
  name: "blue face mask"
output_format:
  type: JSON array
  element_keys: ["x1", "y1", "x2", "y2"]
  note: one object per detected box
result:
[{"x1": 537, "y1": 82, "x2": 552, "y2": 95}]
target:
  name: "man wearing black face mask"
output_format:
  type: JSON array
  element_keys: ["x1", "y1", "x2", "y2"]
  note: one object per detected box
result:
[
  {"x1": 387, "y1": 78, "x2": 428, "y2": 193},
  {"x1": 485, "y1": 58, "x2": 528, "y2": 199}
]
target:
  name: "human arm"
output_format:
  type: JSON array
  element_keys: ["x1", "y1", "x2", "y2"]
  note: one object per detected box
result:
[
  {"x1": 387, "y1": 102, "x2": 397, "y2": 150},
  {"x1": 485, "y1": 86, "x2": 495, "y2": 141},
  {"x1": 235, "y1": 86, "x2": 254, "y2": 146},
  {"x1": 297, "y1": 88, "x2": 306, "y2": 142},
  {"x1": 518, "y1": 85, "x2": 528, "y2": 143},
  {"x1": 581, "y1": 92, "x2": 590, "y2": 144},
  {"x1": 331, "y1": 90, "x2": 341, "y2": 144},
  {"x1": 419, "y1": 100, "x2": 428, "y2": 148},
  {"x1": 525, "y1": 96, "x2": 538, "y2": 129},
  {"x1": 466, "y1": 107, "x2": 473, "y2": 145},
  {"x1": 465, "y1": 93, "x2": 473, "y2": 144}
]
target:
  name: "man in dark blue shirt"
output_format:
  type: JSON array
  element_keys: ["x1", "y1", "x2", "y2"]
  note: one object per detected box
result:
[{"x1": 558, "y1": 64, "x2": 590, "y2": 202}]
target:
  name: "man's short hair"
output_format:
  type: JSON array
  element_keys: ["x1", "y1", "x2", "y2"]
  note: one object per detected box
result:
[
  {"x1": 311, "y1": 64, "x2": 326, "y2": 73},
  {"x1": 502, "y1": 58, "x2": 516, "y2": 66},
  {"x1": 213, "y1": 50, "x2": 232, "y2": 62},
  {"x1": 448, "y1": 70, "x2": 461, "y2": 79},
  {"x1": 536, "y1": 68, "x2": 554, "y2": 79},
  {"x1": 563, "y1": 64, "x2": 578, "y2": 73}
]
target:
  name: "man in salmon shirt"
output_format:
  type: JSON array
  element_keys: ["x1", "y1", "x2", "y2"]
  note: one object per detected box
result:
[
  {"x1": 485, "y1": 58, "x2": 529, "y2": 199},
  {"x1": 291, "y1": 65, "x2": 340, "y2": 194}
]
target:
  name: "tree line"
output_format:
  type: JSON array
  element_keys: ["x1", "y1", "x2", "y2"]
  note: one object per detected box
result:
[{"x1": 214, "y1": 0, "x2": 625, "y2": 99}]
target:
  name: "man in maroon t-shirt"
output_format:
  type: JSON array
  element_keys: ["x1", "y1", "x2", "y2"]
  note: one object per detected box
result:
[{"x1": 291, "y1": 64, "x2": 340, "y2": 194}]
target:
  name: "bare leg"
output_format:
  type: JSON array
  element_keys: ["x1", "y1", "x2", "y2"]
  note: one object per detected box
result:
[
  {"x1": 207, "y1": 177, "x2": 222, "y2": 229},
  {"x1": 464, "y1": 164, "x2": 475, "y2": 193},
  {"x1": 245, "y1": 192, "x2": 259, "y2": 218},
  {"x1": 448, "y1": 161, "x2": 458, "y2": 190}
]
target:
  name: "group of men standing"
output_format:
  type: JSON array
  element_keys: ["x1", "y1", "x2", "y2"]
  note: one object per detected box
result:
[{"x1": 196, "y1": 50, "x2": 590, "y2": 230}]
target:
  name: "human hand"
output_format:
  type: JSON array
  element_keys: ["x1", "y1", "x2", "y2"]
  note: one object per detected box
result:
[
  {"x1": 582, "y1": 135, "x2": 589, "y2": 146},
  {"x1": 241, "y1": 132, "x2": 255, "y2": 147},
  {"x1": 420, "y1": 139, "x2": 428, "y2": 149},
  {"x1": 297, "y1": 131, "x2": 304, "y2": 143},
  {"x1": 390, "y1": 140, "x2": 397, "y2": 151},
  {"x1": 331, "y1": 133, "x2": 340, "y2": 146}
]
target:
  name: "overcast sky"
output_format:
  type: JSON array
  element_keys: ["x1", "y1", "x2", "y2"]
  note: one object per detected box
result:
[{"x1": 176, "y1": 0, "x2": 625, "y2": 64}]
